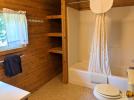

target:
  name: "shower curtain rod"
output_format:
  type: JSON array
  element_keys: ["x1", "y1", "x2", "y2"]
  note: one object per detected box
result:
[{"x1": 68, "y1": 0, "x2": 89, "y2": 4}]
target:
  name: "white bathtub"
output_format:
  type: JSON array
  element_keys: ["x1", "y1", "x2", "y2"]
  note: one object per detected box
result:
[{"x1": 69, "y1": 62, "x2": 128, "y2": 91}]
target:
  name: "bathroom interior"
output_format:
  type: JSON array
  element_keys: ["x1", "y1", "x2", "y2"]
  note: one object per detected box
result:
[{"x1": 0, "y1": 0, "x2": 134, "y2": 100}]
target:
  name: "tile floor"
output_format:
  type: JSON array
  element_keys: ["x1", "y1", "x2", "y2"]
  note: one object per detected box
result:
[{"x1": 29, "y1": 75, "x2": 96, "y2": 100}]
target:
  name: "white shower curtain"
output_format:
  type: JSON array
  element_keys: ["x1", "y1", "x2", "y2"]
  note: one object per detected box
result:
[{"x1": 89, "y1": 14, "x2": 111, "y2": 75}]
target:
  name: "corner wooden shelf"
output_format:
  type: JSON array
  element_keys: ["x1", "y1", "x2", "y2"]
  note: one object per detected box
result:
[
  {"x1": 46, "y1": 15, "x2": 61, "y2": 19},
  {"x1": 46, "y1": 0, "x2": 67, "y2": 83},
  {"x1": 48, "y1": 47, "x2": 62, "y2": 54},
  {"x1": 47, "y1": 33, "x2": 62, "y2": 37}
]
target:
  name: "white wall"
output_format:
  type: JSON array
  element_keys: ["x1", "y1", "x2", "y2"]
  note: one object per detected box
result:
[
  {"x1": 67, "y1": 7, "x2": 80, "y2": 67},
  {"x1": 67, "y1": 6, "x2": 134, "y2": 77},
  {"x1": 79, "y1": 11, "x2": 95, "y2": 62},
  {"x1": 107, "y1": 6, "x2": 134, "y2": 77}
]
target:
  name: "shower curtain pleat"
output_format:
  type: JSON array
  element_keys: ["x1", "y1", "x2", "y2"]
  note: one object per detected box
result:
[{"x1": 89, "y1": 14, "x2": 111, "y2": 75}]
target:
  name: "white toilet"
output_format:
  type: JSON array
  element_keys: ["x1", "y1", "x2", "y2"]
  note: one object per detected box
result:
[
  {"x1": 93, "y1": 84, "x2": 128, "y2": 100},
  {"x1": 93, "y1": 67, "x2": 134, "y2": 100}
]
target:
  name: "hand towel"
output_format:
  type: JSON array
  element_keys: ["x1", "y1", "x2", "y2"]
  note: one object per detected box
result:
[{"x1": 3, "y1": 55, "x2": 22, "y2": 77}]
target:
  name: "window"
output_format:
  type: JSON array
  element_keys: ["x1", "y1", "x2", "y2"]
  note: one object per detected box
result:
[
  {"x1": 0, "y1": 9, "x2": 28, "y2": 52},
  {"x1": 0, "y1": 14, "x2": 8, "y2": 47}
]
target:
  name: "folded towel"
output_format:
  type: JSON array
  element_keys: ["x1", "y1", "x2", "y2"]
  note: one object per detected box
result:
[{"x1": 3, "y1": 55, "x2": 22, "y2": 77}]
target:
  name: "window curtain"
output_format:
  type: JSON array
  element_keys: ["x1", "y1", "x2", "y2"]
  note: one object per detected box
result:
[
  {"x1": 0, "y1": 14, "x2": 8, "y2": 47},
  {"x1": 0, "y1": 8, "x2": 28, "y2": 51}
]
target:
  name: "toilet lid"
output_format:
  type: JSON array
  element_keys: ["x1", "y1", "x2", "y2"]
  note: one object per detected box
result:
[
  {"x1": 95, "y1": 84, "x2": 121, "y2": 97},
  {"x1": 95, "y1": 89, "x2": 121, "y2": 99}
]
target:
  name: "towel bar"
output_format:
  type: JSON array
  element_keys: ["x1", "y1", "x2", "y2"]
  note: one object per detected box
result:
[{"x1": 0, "y1": 55, "x2": 24, "y2": 64}]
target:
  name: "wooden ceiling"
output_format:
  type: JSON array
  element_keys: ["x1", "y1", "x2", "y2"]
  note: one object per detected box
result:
[{"x1": 67, "y1": 0, "x2": 134, "y2": 10}]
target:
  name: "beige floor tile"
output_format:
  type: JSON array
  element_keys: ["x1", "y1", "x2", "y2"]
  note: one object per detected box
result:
[{"x1": 29, "y1": 75, "x2": 96, "y2": 100}]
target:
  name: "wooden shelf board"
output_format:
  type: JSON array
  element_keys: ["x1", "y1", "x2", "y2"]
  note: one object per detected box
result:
[
  {"x1": 46, "y1": 15, "x2": 61, "y2": 19},
  {"x1": 48, "y1": 47, "x2": 62, "y2": 54},
  {"x1": 47, "y1": 33, "x2": 62, "y2": 37}
]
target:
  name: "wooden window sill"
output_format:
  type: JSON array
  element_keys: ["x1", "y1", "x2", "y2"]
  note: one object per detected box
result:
[{"x1": 0, "y1": 48, "x2": 26, "y2": 56}]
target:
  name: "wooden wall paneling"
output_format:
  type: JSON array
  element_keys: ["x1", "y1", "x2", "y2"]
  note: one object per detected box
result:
[
  {"x1": 48, "y1": 20, "x2": 62, "y2": 33},
  {"x1": 0, "y1": 0, "x2": 61, "y2": 92},
  {"x1": 113, "y1": 0, "x2": 134, "y2": 7},
  {"x1": 49, "y1": 37, "x2": 62, "y2": 47}
]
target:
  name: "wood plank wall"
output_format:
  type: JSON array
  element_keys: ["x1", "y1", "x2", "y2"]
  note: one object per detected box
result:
[{"x1": 0, "y1": 0, "x2": 62, "y2": 92}]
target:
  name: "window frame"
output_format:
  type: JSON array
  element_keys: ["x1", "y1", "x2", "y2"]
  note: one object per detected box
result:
[{"x1": 0, "y1": 47, "x2": 26, "y2": 56}]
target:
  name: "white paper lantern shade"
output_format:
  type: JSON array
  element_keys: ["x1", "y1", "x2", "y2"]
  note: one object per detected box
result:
[{"x1": 90, "y1": 0, "x2": 113, "y2": 14}]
